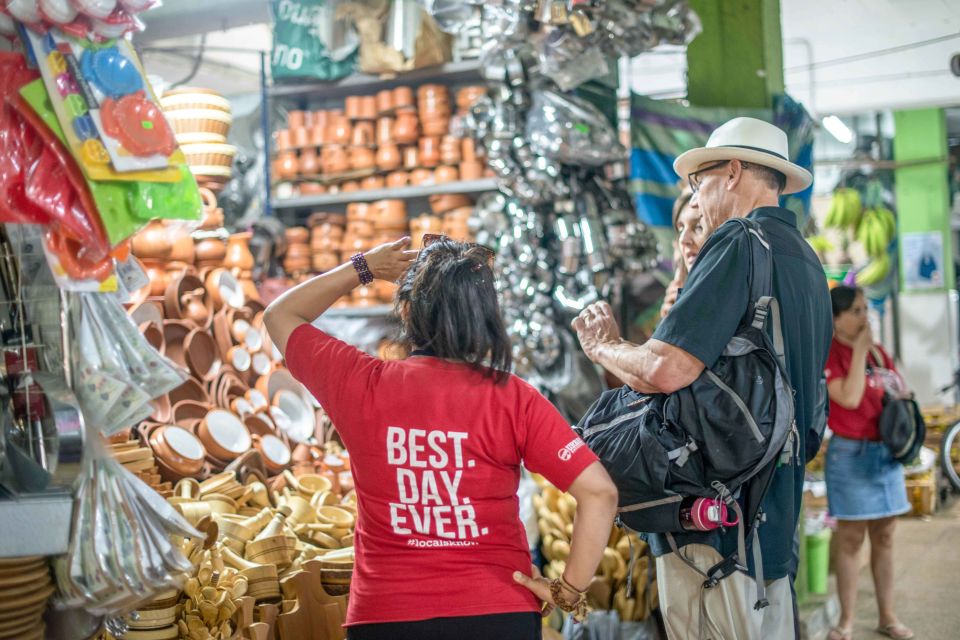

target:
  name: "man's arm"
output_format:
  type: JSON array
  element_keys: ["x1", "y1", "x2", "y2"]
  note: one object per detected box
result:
[{"x1": 572, "y1": 302, "x2": 705, "y2": 394}]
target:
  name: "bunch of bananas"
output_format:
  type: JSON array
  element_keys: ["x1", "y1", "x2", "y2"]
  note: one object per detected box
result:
[
  {"x1": 855, "y1": 207, "x2": 897, "y2": 258},
  {"x1": 824, "y1": 188, "x2": 863, "y2": 229},
  {"x1": 855, "y1": 253, "x2": 892, "y2": 287},
  {"x1": 806, "y1": 235, "x2": 834, "y2": 258},
  {"x1": 534, "y1": 485, "x2": 657, "y2": 622}
]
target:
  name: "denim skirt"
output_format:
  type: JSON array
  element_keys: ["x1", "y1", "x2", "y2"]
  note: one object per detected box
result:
[{"x1": 824, "y1": 435, "x2": 911, "y2": 520}]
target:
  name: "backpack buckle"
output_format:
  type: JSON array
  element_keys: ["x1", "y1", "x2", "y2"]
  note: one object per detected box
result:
[{"x1": 751, "y1": 303, "x2": 769, "y2": 329}]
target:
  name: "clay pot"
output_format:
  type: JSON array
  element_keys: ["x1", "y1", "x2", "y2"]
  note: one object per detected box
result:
[
  {"x1": 286, "y1": 244, "x2": 310, "y2": 259},
  {"x1": 309, "y1": 124, "x2": 325, "y2": 146},
  {"x1": 375, "y1": 280, "x2": 398, "y2": 303},
  {"x1": 393, "y1": 86, "x2": 414, "y2": 109},
  {"x1": 198, "y1": 410, "x2": 252, "y2": 462},
  {"x1": 348, "y1": 146, "x2": 375, "y2": 171},
  {"x1": 429, "y1": 193, "x2": 473, "y2": 214},
  {"x1": 169, "y1": 233, "x2": 196, "y2": 266},
  {"x1": 284, "y1": 257, "x2": 310, "y2": 274},
  {"x1": 341, "y1": 181, "x2": 360, "y2": 192},
  {"x1": 292, "y1": 127, "x2": 309, "y2": 148},
  {"x1": 312, "y1": 252, "x2": 340, "y2": 273},
  {"x1": 410, "y1": 168, "x2": 434, "y2": 186},
  {"x1": 162, "y1": 320, "x2": 193, "y2": 368},
  {"x1": 375, "y1": 144, "x2": 401, "y2": 172},
  {"x1": 374, "y1": 200, "x2": 407, "y2": 228},
  {"x1": 376, "y1": 89, "x2": 393, "y2": 114},
  {"x1": 132, "y1": 219, "x2": 173, "y2": 261},
  {"x1": 461, "y1": 137, "x2": 477, "y2": 161},
  {"x1": 410, "y1": 214, "x2": 443, "y2": 233},
  {"x1": 169, "y1": 376, "x2": 210, "y2": 406},
  {"x1": 393, "y1": 110, "x2": 419, "y2": 145},
  {"x1": 149, "y1": 425, "x2": 206, "y2": 480},
  {"x1": 275, "y1": 129, "x2": 292, "y2": 151},
  {"x1": 327, "y1": 116, "x2": 351, "y2": 146},
  {"x1": 346, "y1": 220, "x2": 375, "y2": 238},
  {"x1": 352, "y1": 286, "x2": 379, "y2": 307},
  {"x1": 376, "y1": 117, "x2": 394, "y2": 146},
  {"x1": 344, "y1": 96, "x2": 360, "y2": 120},
  {"x1": 195, "y1": 238, "x2": 226, "y2": 271},
  {"x1": 346, "y1": 203, "x2": 374, "y2": 222},
  {"x1": 456, "y1": 86, "x2": 486, "y2": 111},
  {"x1": 224, "y1": 232, "x2": 255, "y2": 273},
  {"x1": 435, "y1": 165, "x2": 459, "y2": 183},
  {"x1": 422, "y1": 118, "x2": 450, "y2": 137},
  {"x1": 358, "y1": 96, "x2": 377, "y2": 120},
  {"x1": 402, "y1": 146, "x2": 419, "y2": 170},
  {"x1": 419, "y1": 137, "x2": 440, "y2": 167},
  {"x1": 312, "y1": 222, "x2": 344, "y2": 239},
  {"x1": 298, "y1": 148, "x2": 319, "y2": 176},
  {"x1": 285, "y1": 227, "x2": 309, "y2": 245},
  {"x1": 445, "y1": 206, "x2": 474, "y2": 224},
  {"x1": 440, "y1": 135, "x2": 461, "y2": 165},
  {"x1": 351, "y1": 121, "x2": 375, "y2": 147},
  {"x1": 301, "y1": 182, "x2": 327, "y2": 195},
  {"x1": 276, "y1": 151, "x2": 298, "y2": 180},
  {"x1": 142, "y1": 260, "x2": 171, "y2": 297},
  {"x1": 185, "y1": 329, "x2": 220, "y2": 380},
  {"x1": 386, "y1": 171, "x2": 409, "y2": 188},
  {"x1": 287, "y1": 110, "x2": 306, "y2": 130},
  {"x1": 311, "y1": 235, "x2": 340, "y2": 253},
  {"x1": 361, "y1": 175, "x2": 385, "y2": 190},
  {"x1": 322, "y1": 146, "x2": 350, "y2": 174},
  {"x1": 459, "y1": 160, "x2": 484, "y2": 180}
]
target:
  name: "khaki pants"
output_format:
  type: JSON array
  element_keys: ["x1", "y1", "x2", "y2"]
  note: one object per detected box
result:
[{"x1": 656, "y1": 544, "x2": 795, "y2": 640}]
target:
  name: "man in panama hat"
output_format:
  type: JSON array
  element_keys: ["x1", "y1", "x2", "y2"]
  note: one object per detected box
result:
[{"x1": 572, "y1": 117, "x2": 833, "y2": 638}]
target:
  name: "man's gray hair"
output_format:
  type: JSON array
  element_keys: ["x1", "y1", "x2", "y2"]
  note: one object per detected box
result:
[{"x1": 741, "y1": 161, "x2": 787, "y2": 194}]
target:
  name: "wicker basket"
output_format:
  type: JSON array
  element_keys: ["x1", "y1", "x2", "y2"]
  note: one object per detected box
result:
[
  {"x1": 176, "y1": 132, "x2": 227, "y2": 145},
  {"x1": 161, "y1": 88, "x2": 232, "y2": 114},
  {"x1": 165, "y1": 108, "x2": 232, "y2": 138},
  {"x1": 180, "y1": 143, "x2": 237, "y2": 168}
]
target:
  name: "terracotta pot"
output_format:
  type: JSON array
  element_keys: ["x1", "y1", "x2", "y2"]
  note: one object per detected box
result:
[
  {"x1": 346, "y1": 203, "x2": 374, "y2": 222},
  {"x1": 169, "y1": 232, "x2": 196, "y2": 265},
  {"x1": 393, "y1": 110, "x2": 419, "y2": 145},
  {"x1": 375, "y1": 144, "x2": 401, "y2": 171},
  {"x1": 419, "y1": 137, "x2": 440, "y2": 167},
  {"x1": 276, "y1": 151, "x2": 298, "y2": 180},
  {"x1": 358, "y1": 96, "x2": 377, "y2": 120},
  {"x1": 459, "y1": 160, "x2": 484, "y2": 180},
  {"x1": 286, "y1": 244, "x2": 310, "y2": 260},
  {"x1": 351, "y1": 121, "x2": 375, "y2": 147},
  {"x1": 292, "y1": 127, "x2": 309, "y2": 148},
  {"x1": 410, "y1": 168, "x2": 434, "y2": 186},
  {"x1": 142, "y1": 260, "x2": 170, "y2": 297},
  {"x1": 311, "y1": 222, "x2": 343, "y2": 239},
  {"x1": 361, "y1": 175, "x2": 385, "y2": 190},
  {"x1": 456, "y1": 86, "x2": 486, "y2": 111},
  {"x1": 149, "y1": 425, "x2": 206, "y2": 480},
  {"x1": 375, "y1": 89, "x2": 394, "y2": 113},
  {"x1": 461, "y1": 137, "x2": 477, "y2": 161},
  {"x1": 402, "y1": 145, "x2": 419, "y2": 170},
  {"x1": 224, "y1": 232, "x2": 255, "y2": 273},
  {"x1": 284, "y1": 257, "x2": 311, "y2": 274},
  {"x1": 185, "y1": 329, "x2": 221, "y2": 380},
  {"x1": 162, "y1": 320, "x2": 193, "y2": 368},
  {"x1": 435, "y1": 165, "x2": 459, "y2": 183},
  {"x1": 322, "y1": 146, "x2": 350, "y2": 174},
  {"x1": 344, "y1": 96, "x2": 360, "y2": 120},
  {"x1": 393, "y1": 85, "x2": 414, "y2": 109},
  {"x1": 442, "y1": 222, "x2": 470, "y2": 240},
  {"x1": 310, "y1": 236, "x2": 341, "y2": 253},
  {"x1": 352, "y1": 286, "x2": 379, "y2": 306},
  {"x1": 275, "y1": 129, "x2": 292, "y2": 151},
  {"x1": 198, "y1": 410, "x2": 252, "y2": 462},
  {"x1": 422, "y1": 118, "x2": 450, "y2": 137},
  {"x1": 205, "y1": 267, "x2": 245, "y2": 310},
  {"x1": 169, "y1": 376, "x2": 210, "y2": 406},
  {"x1": 298, "y1": 148, "x2": 319, "y2": 176},
  {"x1": 327, "y1": 116, "x2": 351, "y2": 146},
  {"x1": 348, "y1": 146, "x2": 375, "y2": 171},
  {"x1": 340, "y1": 236, "x2": 372, "y2": 254},
  {"x1": 225, "y1": 345, "x2": 251, "y2": 373},
  {"x1": 445, "y1": 206, "x2": 474, "y2": 224},
  {"x1": 417, "y1": 84, "x2": 447, "y2": 101},
  {"x1": 375, "y1": 280, "x2": 398, "y2": 303},
  {"x1": 341, "y1": 181, "x2": 360, "y2": 192},
  {"x1": 440, "y1": 135, "x2": 461, "y2": 165},
  {"x1": 285, "y1": 227, "x2": 309, "y2": 245},
  {"x1": 132, "y1": 219, "x2": 173, "y2": 261},
  {"x1": 429, "y1": 193, "x2": 473, "y2": 214},
  {"x1": 312, "y1": 252, "x2": 340, "y2": 273},
  {"x1": 374, "y1": 200, "x2": 407, "y2": 228},
  {"x1": 386, "y1": 171, "x2": 409, "y2": 188},
  {"x1": 410, "y1": 215, "x2": 443, "y2": 239},
  {"x1": 376, "y1": 117, "x2": 395, "y2": 146},
  {"x1": 253, "y1": 434, "x2": 292, "y2": 474},
  {"x1": 301, "y1": 182, "x2": 327, "y2": 195},
  {"x1": 287, "y1": 110, "x2": 305, "y2": 130},
  {"x1": 308, "y1": 212, "x2": 346, "y2": 227},
  {"x1": 309, "y1": 124, "x2": 325, "y2": 146}
]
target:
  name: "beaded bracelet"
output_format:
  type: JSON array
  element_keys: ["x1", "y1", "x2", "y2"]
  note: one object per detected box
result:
[
  {"x1": 350, "y1": 252, "x2": 374, "y2": 286},
  {"x1": 549, "y1": 578, "x2": 589, "y2": 622}
]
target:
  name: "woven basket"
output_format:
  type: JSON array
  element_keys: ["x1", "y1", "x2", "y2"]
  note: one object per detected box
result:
[
  {"x1": 176, "y1": 132, "x2": 227, "y2": 145},
  {"x1": 165, "y1": 109, "x2": 232, "y2": 138},
  {"x1": 181, "y1": 143, "x2": 237, "y2": 168},
  {"x1": 161, "y1": 88, "x2": 232, "y2": 114}
]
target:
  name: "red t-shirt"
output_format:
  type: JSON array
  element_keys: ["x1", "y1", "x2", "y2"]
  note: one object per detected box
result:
[
  {"x1": 824, "y1": 338, "x2": 897, "y2": 441},
  {"x1": 285, "y1": 324, "x2": 598, "y2": 626}
]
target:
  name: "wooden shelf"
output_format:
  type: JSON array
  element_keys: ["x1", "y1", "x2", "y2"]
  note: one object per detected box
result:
[
  {"x1": 272, "y1": 178, "x2": 498, "y2": 210},
  {"x1": 269, "y1": 60, "x2": 483, "y2": 100}
]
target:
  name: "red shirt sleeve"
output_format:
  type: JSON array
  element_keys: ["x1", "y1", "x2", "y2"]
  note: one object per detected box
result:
[
  {"x1": 284, "y1": 323, "x2": 383, "y2": 432},
  {"x1": 824, "y1": 341, "x2": 846, "y2": 383},
  {"x1": 516, "y1": 382, "x2": 598, "y2": 491}
]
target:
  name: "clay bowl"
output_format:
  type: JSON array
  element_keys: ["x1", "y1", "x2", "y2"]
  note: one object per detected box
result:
[
  {"x1": 149, "y1": 394, "x2": 172, "y2": 424},
  {"x1": 139, "y1": 321, "x2": 165, "y2": 354},
  {"x1": 253, "y1": 434, "x2": 292, "y2": 474},
  {"x1": 184, "y1": 329, "x2": 221, "y2": 381},
  {"x1": 251, "y1": 351, "x2": 273, "y2": 378},
  {"x1": 429, "y1": 193, "x2": 473, "y2": 215},
  {"x1": 198, "y1": 410, "x2": 252, "y2": 462},
  {"x1": 148, "y1": 425, "x2": 206, "y2": 480},
  {"x1": 205, "y1": 268, "x2": 245, "y2": 311},
  {"x1": 129, "y1": 299, "x2": 164, "y2": 327},
  {"x1": 225, "y1": 346, "x2": 252, "y2": 372},
  {"x1": 162, "y1": 320, "x2": 193, "y2": 368},
  {"x1": 172, "y1": 400, "x2": 211, "y2": 423},
  {"x1": 169, "y1": 377, "x2": 210, "y2": 406},
  {"x1": 284, "y1": 227, "x2": 309, "y2": 245}
]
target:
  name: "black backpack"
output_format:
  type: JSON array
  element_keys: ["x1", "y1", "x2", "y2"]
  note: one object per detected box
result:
[
  {"x1": 575, "y1": 218, "x2": 797, "y2": 607},
  {"x1": 869, "y1": 349, "x2": 926, "y2": 464}
]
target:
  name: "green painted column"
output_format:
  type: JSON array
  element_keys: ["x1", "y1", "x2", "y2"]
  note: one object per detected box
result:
[
  {"x1": 686, "y1": 0, "x2": 784, "y2": 109},
  {"x1": 893, "y1": 108, "x2": 954, "y2": 291}
]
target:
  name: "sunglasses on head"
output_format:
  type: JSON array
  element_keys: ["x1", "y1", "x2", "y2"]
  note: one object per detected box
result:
[{"x1": 419, "y1": 234, "x2": 496, "y2": 267}]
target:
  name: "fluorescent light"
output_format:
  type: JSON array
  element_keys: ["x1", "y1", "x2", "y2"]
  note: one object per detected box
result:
[{"x1": 822, "y1": 115, "x2": 854, "y2": 144}]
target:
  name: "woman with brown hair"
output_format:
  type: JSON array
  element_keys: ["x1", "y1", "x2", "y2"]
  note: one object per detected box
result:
[
  {"x1": 660, "y1": 188, "x2": 709, "y2": 317},
  {"x1": 265, "y1": 236, "x2": 618, "y2": 640}
]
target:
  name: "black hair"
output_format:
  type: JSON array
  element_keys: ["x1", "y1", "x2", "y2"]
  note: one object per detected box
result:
[
  {"x1": 742, "y1": 161, "x2": 787, "y2": 193},
  {"x1": 396, "y1": 238, "x2": 512, "y2": 384},
  {"x1": 830, "y1": 285, "x2": 863, "y2": 317}
]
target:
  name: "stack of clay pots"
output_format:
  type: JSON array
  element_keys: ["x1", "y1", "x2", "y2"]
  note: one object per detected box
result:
[
  {"x1": 308, "y1": 213, "x2": 345, "y2": 275},
  {"x1": 161, "y1": 87, "x2": 235, "y2": 191},
  {"x1": 272, "y1": 83, "x2": 489, "y2": 195},
  {"x1": 284, "y1": 227, "x2": 311, "y2": 278}
]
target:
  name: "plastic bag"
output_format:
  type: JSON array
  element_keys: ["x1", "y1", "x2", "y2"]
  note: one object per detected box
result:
[
  {"x1": 270, "y1": 0, "x2": 358, "y2": 81},
  {"x1": 526, "y1": 89, "x2": 625, "y2": 167}
]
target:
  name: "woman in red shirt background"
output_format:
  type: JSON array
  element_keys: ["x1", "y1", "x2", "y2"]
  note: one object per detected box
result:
[
  {"x1": 264, "y1": 236, "x2": 618, "y2": 640},
  {"x1": 824, "y1": 286, "x2": 912, "y2": 640}
]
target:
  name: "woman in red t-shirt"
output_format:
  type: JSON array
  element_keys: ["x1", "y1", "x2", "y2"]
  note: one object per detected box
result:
[
  {"x1": 824, "y1": 286, "x2": 913, "y2": 640},
  {"x1": 264, "y1": 236, "x2": 618, "y2": 640}
]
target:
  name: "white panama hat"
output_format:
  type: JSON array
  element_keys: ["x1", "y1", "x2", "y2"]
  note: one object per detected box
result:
[{"x1": 673, "y1": 117, "x2": 813, "y2": 195}]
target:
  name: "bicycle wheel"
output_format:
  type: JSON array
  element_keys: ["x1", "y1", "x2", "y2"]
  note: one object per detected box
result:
[{"x1": 940, "y1": 420, "x2": 960, "y2": 492}]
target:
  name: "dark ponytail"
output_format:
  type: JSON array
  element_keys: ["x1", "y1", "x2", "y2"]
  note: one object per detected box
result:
[{"x1": 396, "y1": 239, "x2": 512, "y2": 383}]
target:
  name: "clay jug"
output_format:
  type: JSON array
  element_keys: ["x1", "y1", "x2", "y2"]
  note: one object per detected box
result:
[
  {"x1": 131, "y1": 219, "x2": 172, "y2": 261},
  {"x1": 224, "y1": 232, "x2": 255, "y2": 273}
]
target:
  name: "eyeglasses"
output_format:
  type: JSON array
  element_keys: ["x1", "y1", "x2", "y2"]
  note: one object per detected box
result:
[
  {"x1": 420, "y1": 234, "x2": 495, "y2": 267},
  {"x1": 687, "y1": 160, "x2": 730, "y2": 194}
]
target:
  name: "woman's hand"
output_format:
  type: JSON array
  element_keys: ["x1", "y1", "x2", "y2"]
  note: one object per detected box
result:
[
  {"x1": 364, "y1": 237, "x2": 418, "y2": 282},
  {"x1": 854, "y1": 323, "x2": 873, "y2": 352},
  {"x1": 512, "y1": 565, "x2": 556, "y2": 616}
]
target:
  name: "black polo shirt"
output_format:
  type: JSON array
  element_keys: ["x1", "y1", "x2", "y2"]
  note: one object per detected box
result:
[{"x1": 646, "y1": 206, "x2": 832, "y2": 581}]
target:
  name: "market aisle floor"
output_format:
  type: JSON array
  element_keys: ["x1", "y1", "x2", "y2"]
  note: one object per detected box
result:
[{"x1": 849, "y1": 495, "x2": 960, "y2": 639}]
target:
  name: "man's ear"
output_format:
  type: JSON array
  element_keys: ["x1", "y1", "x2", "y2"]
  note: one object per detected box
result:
[{"x1": 726, "y1": 159, "x2": 745, "y2": 191}]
